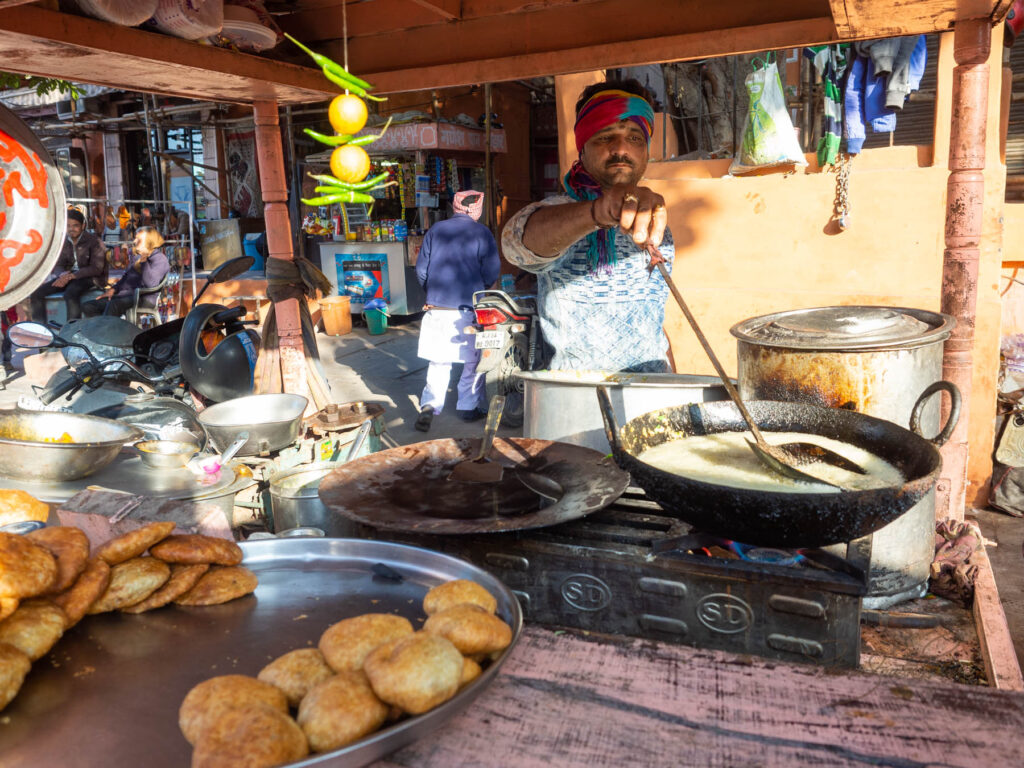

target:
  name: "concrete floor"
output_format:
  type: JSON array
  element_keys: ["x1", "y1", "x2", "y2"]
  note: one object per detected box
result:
[{"x1": 2, "y1": 315, "x2": 1021, "y2": 670}]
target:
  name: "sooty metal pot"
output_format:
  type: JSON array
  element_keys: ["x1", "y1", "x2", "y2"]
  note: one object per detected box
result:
[{"x1": 731, "y1": 305, "x2": 955, "y2": 608}]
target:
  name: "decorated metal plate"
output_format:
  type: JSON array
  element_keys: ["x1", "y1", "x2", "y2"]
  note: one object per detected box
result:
[{"x1": 0, "y1": 102, "x2": 66, "y2": 310}]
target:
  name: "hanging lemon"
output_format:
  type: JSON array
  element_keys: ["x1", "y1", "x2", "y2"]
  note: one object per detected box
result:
[
  {"x1": 329, "y1": 94, "x2": 368, "y2": 135},
  {"x1": 330, "y1": 145, "x2": 371, "y2": 184}
]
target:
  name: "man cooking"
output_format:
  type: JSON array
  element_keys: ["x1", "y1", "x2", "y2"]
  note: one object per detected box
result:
[
  {"x1": 501, "y1": 79, "x2": 674, "y2": 372},
  {"x1": 30, "y1": 208, "x2": 108, "y2": 323}
]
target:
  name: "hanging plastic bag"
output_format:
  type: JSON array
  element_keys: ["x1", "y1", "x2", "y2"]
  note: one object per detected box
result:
[{"x1": 729, "y1": 55, "x2": 808, "y2": 175}]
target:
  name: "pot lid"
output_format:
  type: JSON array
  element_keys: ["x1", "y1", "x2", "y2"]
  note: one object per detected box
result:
[
  {"x1": 730, "y1": 306, "x2": 956, "y2": 350},
  {"x1": 304, "y1": 401, "x2": 384, "y2": 436}
]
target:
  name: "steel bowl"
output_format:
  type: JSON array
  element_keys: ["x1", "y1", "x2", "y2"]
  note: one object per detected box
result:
[
  {"x1": 197, "y1": 394, "x2": 308, "y2": 456},
  {"x1": 0, "y1": 410, "x2": 144, "y2": 483},
  {"x1": 135, "y1": 439, "x2": 199, "y2": 469}
]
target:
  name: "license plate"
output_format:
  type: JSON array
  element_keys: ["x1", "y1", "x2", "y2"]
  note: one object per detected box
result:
[{"x1": 475, "y1": 330, "x2": 504, "y2": 349}]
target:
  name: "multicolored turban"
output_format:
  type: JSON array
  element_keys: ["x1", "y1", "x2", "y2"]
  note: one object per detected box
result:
[{"x1": 562, "y1": 89, "x2": 655, "y2": 274}]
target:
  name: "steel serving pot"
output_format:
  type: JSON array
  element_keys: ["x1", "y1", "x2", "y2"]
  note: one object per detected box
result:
[
  {"x1": 0, "y1": 410, "x2": 144, "y2": 482},
  {"x1": 596, "y1": 384, "x2": 960, "y2": 549},
  {"x1": 517, "y1": 369, "x2": 729, "y2": 452},
  {"x1": 198, "y1": 394, "x2": 308, "y2": 456}
]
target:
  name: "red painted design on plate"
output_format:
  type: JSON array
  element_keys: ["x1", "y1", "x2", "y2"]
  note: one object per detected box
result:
[{"x1": 0, "y1": 128, "x2": 49, "y2": 291}]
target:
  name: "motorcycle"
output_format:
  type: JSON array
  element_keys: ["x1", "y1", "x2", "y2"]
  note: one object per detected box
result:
[
  {"x1": 23, "y1": 256, "x2": 259, "y2": 415},
  {"x1": 9, "y1": 256, "x2": 261, "y2": 442},
  {"x1": 470, "y1": 288, "x2": 543, "y2": 428}
]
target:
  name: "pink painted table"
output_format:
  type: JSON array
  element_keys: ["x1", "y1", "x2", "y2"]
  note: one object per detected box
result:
[{"x1": 376, "y1": 626, "x2": 1024, "y2": 767}]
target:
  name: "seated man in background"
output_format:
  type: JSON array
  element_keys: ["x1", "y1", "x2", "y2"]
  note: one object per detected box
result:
[
  {"x1": 82, "y1": 227, "x2": 170, "y2": 319},
  {"x1": 30, "y1": 209, "x2": 108, "y2": 323}
]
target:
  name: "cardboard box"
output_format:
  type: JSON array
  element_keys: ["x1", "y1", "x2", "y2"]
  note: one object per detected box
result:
[{"x1": 199, "y1": 219, "x2": 242, "y2": 270}]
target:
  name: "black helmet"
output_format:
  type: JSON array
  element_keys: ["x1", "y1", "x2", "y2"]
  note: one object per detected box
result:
[{"x1": 179, "y1": 304, "x2": 260, "y2": 403}]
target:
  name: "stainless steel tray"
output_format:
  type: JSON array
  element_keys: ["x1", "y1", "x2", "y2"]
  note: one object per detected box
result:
[{"x1": 0, "y1": 538, "x2": 524, "y2": 767}]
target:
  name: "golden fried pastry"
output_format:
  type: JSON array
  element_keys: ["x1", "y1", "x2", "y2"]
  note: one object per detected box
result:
[
  {"x1": 318, "y1": 613, "x2": 414, "y2": 674},
  {"x1": 423, "y1": 603, "x2": 513, "y2": 656},
  {"x1": 150, "y1": 534, "x2": 242, "y2": 566},
  {"x1": 0, "y1": 489, "x2": 49, "y2": 527},
  {"x1": 363, "y1": 632, "x2": 463, "y2": 715},
  {"x1": 257, "y1": 648, "x2": 334, "y2": 708},
  {"x1": 27, "y1": 526, "x2": 90, "y2": 594},
  {"x1": 51, "y1": 557, "x2": 111, "y2": 628},
  {"x1": 0, "y1": 641, "x2": 31, "y2": 712},
  {"x1": 0, "y1": 532, "x2": 57, "y2": 600},
  {"x1": 423, "y1": 579, "x2": 498, "y2": 616},
  {"x1": 175, "y1": 566, "x2": 257, "y2": 606},
  {"x1": 94, "y1": 521, "x2": 176, "y2": 565},
  {"x1": 87, "y1": 557, "x2": 170, "y2": 614},
  {"x1": 0, "y1": 599, "x2": 66, "y2": 661},
  {"x1": 297, "y1": 670, "x2": 389, "y2": 752},
  {"x1": 460, "y1": 656, "x2": 483, "y2": 689},
  {"x1": 121, "y1": 563, "x2": 209, "y2": 614},
  {"x1": 191, "y1": 703, "x2": 308, "y2": 768},
  {"x1": 179, "y1": 675, "x2": 290, "y2": 746},
  {"x1": 0, "y1": 597, "x2": 17, "y2": 622}
]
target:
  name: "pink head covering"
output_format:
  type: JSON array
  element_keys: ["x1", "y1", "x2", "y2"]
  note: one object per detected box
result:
[{"x1": 453, "y1": 190, "x2": 484, "y2": 220}]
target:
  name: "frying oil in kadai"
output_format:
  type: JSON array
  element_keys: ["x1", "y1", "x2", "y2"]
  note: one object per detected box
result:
[{"x1": 638, "y1": 432, "x2": 904, "y2": 494}]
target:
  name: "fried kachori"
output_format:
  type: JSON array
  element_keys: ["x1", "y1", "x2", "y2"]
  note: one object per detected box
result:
[
  {"x1": 0, "y1": 532, "x2": 57, "y2": 600},
  {"x1": 87, "y1": 557, "x2": 170, "y2": 614},
  {"x1": 174, "y1": 565, "x2": 257, "y2": 606},
  {"x1": 0, "y1": 489, "x2": 49, "y2": 527},
  {"x1": 423, "y1": 603, "x2": 513, "y2": 656},
  {"x1": 0, "y1": 597, "x2": 18, "y2": 623},
  {"x1": 297, "y1": 670, "x2": 389, "y2": 752},
  {"x1": 121, "y1": 563, "x2": 209, "y2": 614},
  {"x1": 191, "y1": 702, "x2": 308, "y2": 768},
  {"x1": 363, "y1": 632, "x2": 463, "y2": 715},
  {"x1": 318, "y1": 613, "x2": 414, "y2": 674},
  {"x1": 257, "y1": 648, "x2": 334, "y2": 708},
  {"x1": 150, "y1": 534, "x2": 242, "y2": 566},
  {"x1": 26, "y1": 526, "x2": 89, "y2": 594},
  {"x1": 460, "y1": 656, "x2": 483, "y2": 689},
  {"x1": 51, "y1": 557, "x2": 111, "y2": 627},
  {"x1": 0, "y1": 641, "x2": 31, "y2": 712},
  {"x1": 94, "y1": 521, "x2": 176, "y2": 565},
  {"x1": 179, "y1": 674, "x2": 290, "y2": 746},
  {"x1": 423, "y1": 579, "x2": 498, "y2": 616},
  {"x1": 0, "y1": 599, "x2": 66, "y2": 661}
]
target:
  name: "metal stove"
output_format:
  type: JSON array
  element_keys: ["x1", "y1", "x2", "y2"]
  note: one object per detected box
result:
[{"x1": 371, "y1": 489, "x2": 869, "y2": 668}]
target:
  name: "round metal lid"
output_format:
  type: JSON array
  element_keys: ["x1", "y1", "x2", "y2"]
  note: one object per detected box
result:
[
  {"x1": 0, "y1": 103, "x2": 66, "y2": 310},
  {"x1": 730, "y1": 306, "x2": 955, "y2": 351}
]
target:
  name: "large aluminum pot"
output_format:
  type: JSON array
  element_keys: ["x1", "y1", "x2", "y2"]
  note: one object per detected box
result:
[
  {"x1": 198, "y1": 394, "x2": 308, "y2": 456},
  {"x1": 731, "y1": 305, "x2": 956, "y2": 608},
  {"x1": 517, "y1": 370, "x2": 729, "y2": 452},
  {"x1": 0, "y1": 410, "x2": 144, "y2": 482}
]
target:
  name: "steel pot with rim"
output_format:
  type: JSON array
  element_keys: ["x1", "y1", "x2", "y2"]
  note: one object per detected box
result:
[
  {"x1": 730, "y1": 305, "x2": 956, "y2": 608},
  {"x1": 198, "y1": 393, "x2": 307, "y2": 457}
]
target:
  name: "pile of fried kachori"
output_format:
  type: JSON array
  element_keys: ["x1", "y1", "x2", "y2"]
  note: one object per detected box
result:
[
  {"x1": 0, "y1": 505, "x2": 258, "y2": 715},
  {"x1": 181, "y1": 578, "x2": 514, "y2": 768}
]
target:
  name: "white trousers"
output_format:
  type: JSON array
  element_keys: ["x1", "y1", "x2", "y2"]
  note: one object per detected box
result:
[{"x1": 421, "y1": 358, "x2": 484, "y2": 414}]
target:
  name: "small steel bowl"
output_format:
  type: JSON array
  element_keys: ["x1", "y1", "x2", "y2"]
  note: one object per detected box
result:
[{"x1": 135, "y1": 439, "x2": 200, "y2": 469}]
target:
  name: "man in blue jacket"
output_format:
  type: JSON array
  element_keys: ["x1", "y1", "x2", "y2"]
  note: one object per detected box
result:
[{"x1": 414, "y1": 190, "x2": 500, "y2": 432}]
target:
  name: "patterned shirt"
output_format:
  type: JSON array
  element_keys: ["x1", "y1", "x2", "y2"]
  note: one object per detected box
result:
[{"x1": 502, "y1": 195, "x2": 673, "y2": 372}]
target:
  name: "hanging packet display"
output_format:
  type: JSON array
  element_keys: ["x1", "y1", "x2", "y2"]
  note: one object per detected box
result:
[{"x1": 729, "y1": 56, "x2": 808, "y2": 175}]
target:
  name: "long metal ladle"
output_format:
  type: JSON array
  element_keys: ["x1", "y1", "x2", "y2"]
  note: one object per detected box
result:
[{"x1": 644, "y1": 243, "x2": 865, "y2": 488}]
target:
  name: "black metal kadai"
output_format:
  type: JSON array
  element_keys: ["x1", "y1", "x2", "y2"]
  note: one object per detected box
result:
[{"x1": 360, "y1": 490, "x2": 869, "y2": 668}]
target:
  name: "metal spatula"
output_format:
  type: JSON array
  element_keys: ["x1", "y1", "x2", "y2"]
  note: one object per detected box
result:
[
  {"x1": 448, "y1": 395, "x2": 506, "y2": 483},
  {"x1": 644, "y1": 243, "x2": 866, "y2": 487}
]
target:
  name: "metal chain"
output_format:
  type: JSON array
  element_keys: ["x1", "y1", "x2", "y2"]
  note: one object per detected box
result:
[{"x1": 833, "y1": 152, "x2": 851, "y2": 230}]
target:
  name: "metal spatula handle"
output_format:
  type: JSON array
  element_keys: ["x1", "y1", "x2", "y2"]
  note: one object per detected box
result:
[{"x1": 473, "y1": 395, "x2": 505, "y2": 462}]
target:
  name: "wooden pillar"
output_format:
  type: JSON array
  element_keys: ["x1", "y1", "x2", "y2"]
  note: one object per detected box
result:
[
  {"x1": 252, "y1": 100, "x2": 307, "y2": 401},
  {"x1": 939, "y1": 19, "x2": 991, "y2": 520}
]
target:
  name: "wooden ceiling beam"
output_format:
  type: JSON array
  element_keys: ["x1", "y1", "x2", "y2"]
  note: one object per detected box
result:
[
  {"x1": 357, "y1": 17, "x2": 839, "y2": 93},
  {"x1": 409, "y1": 0, "x2": 461, "y2": 20},
  {"x1": 0, "y1": 6, "x2": 332, "y2": 105}
]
